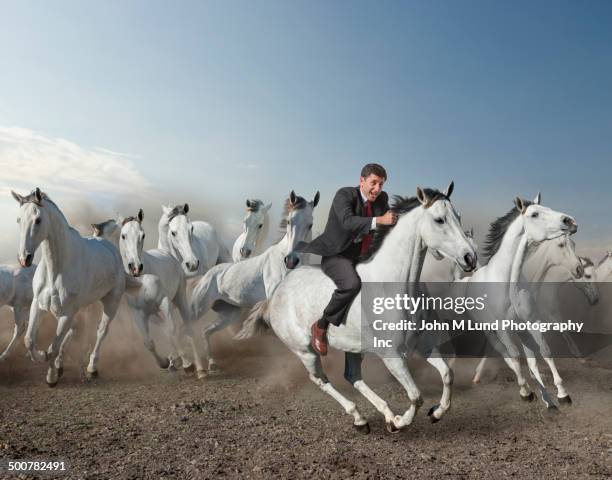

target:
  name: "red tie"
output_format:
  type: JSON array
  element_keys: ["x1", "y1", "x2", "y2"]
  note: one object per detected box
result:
[{"x1": 360, "y1": 201, "x2": 373, "y2": 255}]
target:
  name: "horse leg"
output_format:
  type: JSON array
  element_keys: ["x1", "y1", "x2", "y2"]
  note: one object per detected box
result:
[
  {"x1": 86, "y1": 296, "x2": 119, "y2": 379},
  {"x1": 472, "y1": 357, "x2": 487, "y2": 384},
  {"x1": 54, "y1": 327, "x2": 75, "y2": 378},
  {"x1": 190, "y1": 273, "x2": 220, "y2": 322},
  {"x1": 159, "y1": 298, "x2": 190, "y2": 371},
  {"x1": 297, "y1": 350, "x2": 369, "y2": 433},
  {"x1": 24, "y1": 300, "x2": 46, "y2": 362},
  {"x1": 424, "y1": 351, "x2": 453, "y2": 422},
  {"x1": 203, "y1": 304, "x2": 242, "y2": 374},
  {"x1": 0, "y1": 306, "x2": 28, "y2": 361},
  {"x1": 343, "y1": 352, "x2": 400, "y2": 431},
  {"x1": 45, "y1": 315, "x2": 74, "y2": 387},
  {"x1": 132, "y1": 308, "x2": 170, "y2": 370},
  {"x1": 489, "y1": 330, "x2": 534, "y2": 401},
  {"x1": 381, "y1": 356, "x2": 424, "y2": 430},
  {"x1": 521, "y1": 343, "x2": 557, "y2": 410},
  {"x1": 174, "y1": 286, "x2": 206, "y2": 379},
  {"x1": 522, "y1": 328, "x2": 568, "y2": 406}
]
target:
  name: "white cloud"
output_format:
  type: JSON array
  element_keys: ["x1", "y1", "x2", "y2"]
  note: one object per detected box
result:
[{"x1": 0, "y1": 126, "x2": 153, "y2": 199}]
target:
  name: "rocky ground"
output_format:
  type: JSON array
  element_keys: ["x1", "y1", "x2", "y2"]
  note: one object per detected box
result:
[{"x1": 1, "y1": 322, "x2": 612, "y2": 480}]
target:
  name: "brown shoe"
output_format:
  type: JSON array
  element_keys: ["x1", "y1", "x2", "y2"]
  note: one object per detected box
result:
[{"x1": 311, "y1": 322, "x2": 328, "y2": 356}]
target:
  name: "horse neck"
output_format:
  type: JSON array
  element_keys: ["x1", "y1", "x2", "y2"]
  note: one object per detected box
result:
[
  {"x1": 157, "y1": 217, "x2": 171, "y2": 251},
  {"x1": 359, "y1": 209, "x2": 426, "y2": 283},
  {"x1": 597, "y1": 260, "x2": 612, "y2": 280},
  {"x1": 527, "y1": 243, "x2": 556, "y2": 283},
  {"x1": 39, "y1": 203, "x2": 72, "y2": 279},
  {"x1": 488, "y1": 217, "x2": 527, "y2": 283}
]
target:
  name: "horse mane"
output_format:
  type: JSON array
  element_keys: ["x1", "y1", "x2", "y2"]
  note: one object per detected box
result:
[
  {"x1": 166, "y1": 204, "x2": 189, "y2": 223},
  {"x1": 580, "y1": 256, "x2": 594, "y2": 268},
  {"x1": 597, "y1": 252, "x2": 612, "y2": 267},
  {"x1": 92, "y1": 219, "x2": 117, "y2": 236},
  {"x1": 274, "y1": 194, "x2": 308, "y2": 243},
  {"x1": 246, "y1": 199, "x2": 264, "y2": 212},
  {"x1": 21, "y1": 190, "x2": 72, "y2": 228},
  {"x1": 121, "y1": 216, "x2": 140, "y2": 226},
  {"x1": 359, "y1": 189, "x2": 447, "y2": 262},
  {"x1": 482, "y1": 199, "x2": 533, "y2": 263}
]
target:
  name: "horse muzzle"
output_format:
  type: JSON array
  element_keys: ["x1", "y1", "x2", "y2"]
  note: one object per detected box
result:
[
  {"x1": 284, "y1": 253, "x2": 300, "y2": 270},
  {"x1": 19, "y1": 252, "x2": 33, "y2": 268}
]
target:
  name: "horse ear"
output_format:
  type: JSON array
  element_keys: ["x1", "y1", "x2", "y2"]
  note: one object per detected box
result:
[
  {"x1": 246, "y1": 199, "x2": 252, "y2": 209},
  {"x1": 416, "y1": 187, "x2": 429, "y2": 205},
  {"x1": 469, "y1": 227, "x2": 474, "y2": 237},
  {"x1": 11, "y1": 190, "x2": 24, "y2": 205},
  {"x1": 264, "y1": 203, "x2": 272, "y2": 212},
  {"x1": 312, "y1": 191, "x2": 320, "y2": 207},
  {"x1": 514, "y1": 197, "x2": 526, "y2": 213},
  {"x1": 137, "y1": 209, "x2": 144, "y2": 223},
  {"x1": 117, "y1": 215, "x2": 125, "y2": 226},
  {"x1": 290, "y1": 190, "x2": 297, "y2": 205},
  {"x1": 162, "y1": 205, "x2": 172, "y2": 215},
  {"x1": 91, "y1": 224, "x2": 102, "y2": 236},
  {"x1": 183, "y1": 203, "x2": 189, "y2": 214},
  {"x1": 34, "y1": 187, "x2": 43, "y2": 204},
  {"x1": 444, "y1": 181, "x2": 454, "y2": 199},
  {"x1": 533, "y1": 192, "x2": 541, "y2": 205}
]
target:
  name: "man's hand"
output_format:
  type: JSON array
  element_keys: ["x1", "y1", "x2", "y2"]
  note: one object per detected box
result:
[{"x1": 376, "y1": 211, "x2": 397, "y2": 226}]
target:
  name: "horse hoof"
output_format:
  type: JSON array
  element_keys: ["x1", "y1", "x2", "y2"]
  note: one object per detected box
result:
[
  {"x1": 547, "y1": 404, "x2": 559, "y2": 413},
  {"x1": 86, "y1": 370, "x2": 98, "y2": 380},
  {"x1": 47, "y1": 380, "x2": 58, "y2": 388},
  {"x1": 57, "y1": 367, "x2": 64, "y2": 378},
  {"x1": 558, "y1": 395, "x2": 572, "y2": 405},
  {"x1": 183, "y1": 364, "x2": 195, "y2": 375},
  {"x1": 353, "y1": 422, "x2": 370, "y2": 435},
  {"x1": 386, "y1": 422, "x2": 401, "y2": 434},
  {"x1": 520, "y1": 392, "x2": 535, "y2": 402},
  {"x1": 159, "y1": 358, "x2": 170, "y2": 370},
  {"x1": 196, "y1": 369, "x2": 207, "y2": 380},
  {"x1": 427, "y1": 405, "x2": 441, "y2": 423},
  {"x1": 472, "y1": 378, "x2": 481, "y2": 385}
]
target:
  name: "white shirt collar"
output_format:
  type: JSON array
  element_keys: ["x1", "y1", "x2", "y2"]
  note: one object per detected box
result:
[{"x1": 359, "y1": 188, "x2": 368, "y2": 204}]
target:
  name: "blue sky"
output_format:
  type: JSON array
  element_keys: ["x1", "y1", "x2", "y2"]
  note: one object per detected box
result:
[{"x1": 0, "y1": 0, "x2": 611, "y2": 253}]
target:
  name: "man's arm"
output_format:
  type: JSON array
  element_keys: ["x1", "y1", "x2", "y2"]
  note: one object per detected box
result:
[
  {"x1": 372, "y1": 192, "x2": 390, "y2": 229},
  {"x1": 332, "y1": 188, "x2": 372, "y2": 237}
]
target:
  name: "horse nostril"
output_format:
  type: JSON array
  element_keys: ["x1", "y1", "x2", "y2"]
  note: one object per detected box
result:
[
  {"x1": 139, "y1": 263, "x2": 144, "y2": 273},
  {"x1": 128, "y1": 262, "x2": 134, "y2": 271}
]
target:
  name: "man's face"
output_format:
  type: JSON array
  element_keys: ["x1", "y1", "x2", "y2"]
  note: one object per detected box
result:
[{"x1": 360, "y1": 174, "x2": 385, "y2": 202}]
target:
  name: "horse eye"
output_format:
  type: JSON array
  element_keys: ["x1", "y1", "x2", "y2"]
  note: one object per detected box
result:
[
  {"x1": 531, "y1": 212, "x2": 539, "y2": 218},
  {"x1": 172, "y1": 231, "x2": 176, "y2": 237},
  {"x1": 121, "y1": 234, "x2": 126, "y2": 240},
  {"x1": 434, "y1": 218, "x2": 444, "y2": 225},
  {"x1": 142, "y1": 233, "x2": 146, "y2": 240},
  {"x1": 308, "y1": 224, "x2": 313, "y2": 230},
  {"x1": 35, "y1": 218, "x2": 41, "y2": 225},
  {"x1": 258, "y1": 224, "x2": 263, "y2": 229}
]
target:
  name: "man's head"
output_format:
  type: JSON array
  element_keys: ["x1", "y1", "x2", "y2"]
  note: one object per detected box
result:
[{"x1": 359, "y1": 163, "x2": 387, "y2": 202}]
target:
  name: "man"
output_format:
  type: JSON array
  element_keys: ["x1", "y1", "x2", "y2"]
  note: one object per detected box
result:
[{"x1": 294, "y1": 163, "x2": 397, "y2": 355}]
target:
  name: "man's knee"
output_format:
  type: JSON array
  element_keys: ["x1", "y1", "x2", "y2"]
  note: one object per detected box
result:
[{"x1": 344, "y1": 275, "x2": 361, "y2": 294}]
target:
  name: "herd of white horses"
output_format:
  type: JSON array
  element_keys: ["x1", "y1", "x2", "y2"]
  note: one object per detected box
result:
[{"x1": 2, "y1": 184, "x2": 612, "y2": 433}]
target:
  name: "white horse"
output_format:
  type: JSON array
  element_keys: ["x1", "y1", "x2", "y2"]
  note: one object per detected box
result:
[
  {"x1": 471, "y1": 234, "x2": 595, "y2": 384},
  {"x1": 117, "y1": 209, "x2": 207, "y2": 378},
  {"x1": 0, "y1": 264, "x2": 35, "y2": 361},
  {"x1": 232, "y1": 199, "x2": 271, "y2": 262},
  {"x1": 464, "y1": 193, "x2": 578, "y2": 408},
  {"x1": 158, "y1": 204, "x2": 231, "y2": 277},
  {"x1": 237, "y1": 183, "x2": 478, "y2": 432},
  {"x1": 191, "y1": 191, "x2": 319, "y2": 374},
  {"x1": 12, "y1": 188, "x2": 125, "y2": 386},
  {"x1": 92, "y1": 216, "x2": 192, "y2": 372}
]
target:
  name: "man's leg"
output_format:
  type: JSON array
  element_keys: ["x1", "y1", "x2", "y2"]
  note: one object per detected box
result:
[{"x1": 311, "y1": 255, "x2": 361, "y2": 356}]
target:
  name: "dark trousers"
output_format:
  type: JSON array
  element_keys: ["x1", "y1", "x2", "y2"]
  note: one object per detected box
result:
[{"x1": 320, "y1": 254, "x2": 362, "y2": 327}]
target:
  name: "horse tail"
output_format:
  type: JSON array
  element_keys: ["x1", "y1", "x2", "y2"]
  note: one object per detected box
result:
[{"x1": 234, "y1": 300, "x2": 270, "y2": 340}]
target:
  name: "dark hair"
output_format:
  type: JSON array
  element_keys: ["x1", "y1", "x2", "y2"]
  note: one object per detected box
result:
[{"x1": 361, "y1": 163, "x2": 387, "y2": 180}]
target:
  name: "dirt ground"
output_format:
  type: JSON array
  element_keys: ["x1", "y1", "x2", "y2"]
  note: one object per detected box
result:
[{"x1": 1, "y1": 312, "x2": 612, "y2": 480}]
